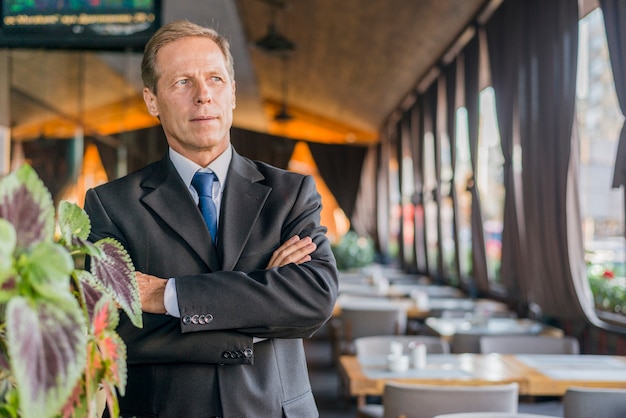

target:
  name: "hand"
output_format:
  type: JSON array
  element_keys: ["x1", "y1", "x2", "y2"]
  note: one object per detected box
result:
[
  {"x1": 135, "y1": 271, "x2": 168, "y2": 314},
  {"x1": 266, "y1": 235, "x2": 316, "y2": 269}
]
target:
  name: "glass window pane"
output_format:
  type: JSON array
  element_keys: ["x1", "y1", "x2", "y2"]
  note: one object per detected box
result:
[
  {"x1": 477, "y1": 87, "x2": 504, "y2": 284},
  {"x1": 455, "y1": 107, "x2": 473, "y2": 281},
  {"x1": 423, "y1": 130, "x2": 439, "y2": 277},
  {"x1": 577, "y1": 8, "x2": 626, "y2": 316}
]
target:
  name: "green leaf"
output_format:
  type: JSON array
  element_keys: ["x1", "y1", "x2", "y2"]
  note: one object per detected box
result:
[
  {"x1": 0, "y1": 218, "x2": 16, "y2": 263},
  {"x1": 19, "y1": 242, "x2": 74, "y2": 301},
  {"x1": 89, "y1": 238, "x2": 142, "y2": 329},
  {"x1": 0, "y1": 219, "x2": 18, "y2": 300},
  {"x1": 0, "y1": 164, "x2": 54, "y2": 252},
  {"x1": 57, "y1": 201, "x2": 91, "y2": 245},
  {"x1": 6, "y1": 296, "x2": 87, "y2": 418}
]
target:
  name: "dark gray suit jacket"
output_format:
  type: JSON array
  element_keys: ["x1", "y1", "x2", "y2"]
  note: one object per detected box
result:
[{"x1": 84, "y1": 149, "x2": 338, "y2": 418}]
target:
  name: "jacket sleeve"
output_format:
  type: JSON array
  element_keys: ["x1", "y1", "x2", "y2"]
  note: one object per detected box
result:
[{"x1": 175, "y1": 174, "x2": 339, "y2": 339}]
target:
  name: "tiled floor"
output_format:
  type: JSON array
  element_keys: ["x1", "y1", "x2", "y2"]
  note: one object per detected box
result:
[{"x1": 304, "y1": 326, "x2": 564, "y2": 418}]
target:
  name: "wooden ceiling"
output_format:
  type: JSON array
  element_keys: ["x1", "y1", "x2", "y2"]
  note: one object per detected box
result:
[{"x1": 7, "y1": 0, "x2": 494, "y2": 145}]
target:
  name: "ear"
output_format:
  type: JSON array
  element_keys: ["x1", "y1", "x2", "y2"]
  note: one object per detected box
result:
[{"x1": 143, "y1": 87, "x2": 159, "y2": 117}]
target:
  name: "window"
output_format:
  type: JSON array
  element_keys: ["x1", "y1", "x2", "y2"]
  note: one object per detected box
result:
[
  {"x1": 577, "y1": 8, "x2": 626, "y2": 315},
  {"x1": 477, "y1": 87, "x2": 505, "y2": 284},
  {"x1": 455, "y1": 107, "x2": 473, "y2": 281}
]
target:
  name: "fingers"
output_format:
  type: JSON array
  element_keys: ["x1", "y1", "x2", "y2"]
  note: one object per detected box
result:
[
  {"x1": 266, "y1": 235, "x2": 299, "y2": 267},
  {"x1": 135, "y1": 271, "x2": 168, "y2": 314},
  {"x1": 266, "y1": 235, "x2": 316, "y2": 269}
]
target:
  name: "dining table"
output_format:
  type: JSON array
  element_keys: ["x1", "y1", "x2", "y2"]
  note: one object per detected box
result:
[
  {"x1": 424, "y1": 317, "x2": 564, "y2": 353},
  {"x1": 338, "y1": 281, "x2": 466, "y2": 298},
  {"x1": 333, "y1": 294, "x2": 510, "y2": 320},
  {"x1": 338, "y1": 352, "x2": 626, "y2": 406}
]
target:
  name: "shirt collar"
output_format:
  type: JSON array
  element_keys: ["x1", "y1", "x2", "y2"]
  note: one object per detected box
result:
[{"x1": 169, "y1": 145, "x2": 232, "y2": 190}]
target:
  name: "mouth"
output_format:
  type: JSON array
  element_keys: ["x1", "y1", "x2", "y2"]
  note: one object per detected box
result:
[{"x1": 191, "y1": 115, "x2": 217, "y2": 122}]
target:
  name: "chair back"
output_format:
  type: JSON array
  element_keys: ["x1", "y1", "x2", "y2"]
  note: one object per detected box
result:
[
  {"x1": 450, "y1": 332, "x2": 482, "y2": 353},
  {"x1": 354, "y1": 335, "x2": 450, "y2": 357},
  {"x1": 381, "y1": 382, "x2": 518, "y2": 418},
  {"x1": 338, "y1": 305, "x2": 407, "y2": 355},
  {"x1": 479, "y1": 335, "x2": 579, "y2": 354},
  {"x1": 563, "y1": 386, "x2": 626, "y2": 418}
]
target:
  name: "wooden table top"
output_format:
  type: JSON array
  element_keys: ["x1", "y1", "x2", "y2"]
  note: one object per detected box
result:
[
  {"x1": 338, "y1": 353, "x2": 626, "y2": 401},
  {"x1": 504, "y1": 354, "x2": 626, "y2": 396}
]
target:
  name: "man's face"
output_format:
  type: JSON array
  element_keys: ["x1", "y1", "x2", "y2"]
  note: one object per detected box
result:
[{"x1": 143, "y1": 36, "x2": 236, "y2": 165}]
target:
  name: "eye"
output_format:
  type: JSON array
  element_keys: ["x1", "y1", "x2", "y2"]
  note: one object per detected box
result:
[
  {"x1": 175, "y1": 79, "x2": 189, "y2": 86},
  {"x1": 211, "y1": 76, "x2": 224, "y2": 83}
]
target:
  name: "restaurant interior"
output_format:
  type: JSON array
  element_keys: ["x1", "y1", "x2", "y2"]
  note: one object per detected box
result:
[{"x1": 2, "y1": 0, "x2": 626, "y2": 417}]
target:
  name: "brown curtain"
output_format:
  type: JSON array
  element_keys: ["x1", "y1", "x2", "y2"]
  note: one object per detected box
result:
[
  {"x1": 513, "y1": 0, "x2": 583, "y2": 320},
  {"x1": 434, "y1": 75, "x2": 445, "y2": 280},
  {"x1": 351, "y1": 144, "x2": 379, "y2": 242},
  {"x1": 21, "y1": 138, "x2": 73, "y2": 205},
  {"x1": 464, "y1": 34, "x2": 489, "y2": 296},
  {"x1": 411, "y1": 98, "x2": 428, "y2": 274},
  {"x1": 485, "y1": 1, "x2": 528, "y2": 312},
  {"x1": 445, "y1": 59, "x2": 461, "y2": 282},
  {"x1": 230, "y1": 128, "x2": 295, "y2": 170},
  {"x1": 308, "y1": 142, "x2": 368, "y2": 222},
  {"x1": 377, "y1": 125, "x2": 393, "y2": 256}
]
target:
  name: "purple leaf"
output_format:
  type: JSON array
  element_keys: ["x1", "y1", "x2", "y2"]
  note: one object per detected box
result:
[
  {"x1": 6, "y1": 296, "x2": 87, "y2": 418},
  {"x1": 0, "y1": 164, "x2": 54, "y2": 251},
  {"x1": 90, "y1": 238, "x2": 142, "y2": 328},
  {"x1": 80, "y1": 276, "x2": 105, "y2": 326}
]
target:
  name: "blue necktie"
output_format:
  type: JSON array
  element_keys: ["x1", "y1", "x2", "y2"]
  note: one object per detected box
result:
[{"x1": 191, "y1": 172, "x2": 218, "y2": 244}]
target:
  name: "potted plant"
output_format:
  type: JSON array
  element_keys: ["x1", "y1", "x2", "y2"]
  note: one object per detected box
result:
[
  {"x1": 331, "y1": 230, "x2": 376, "y2": 271},
  {"x1": 0, "y1": 164, "x2": 142, "y2": 418}
]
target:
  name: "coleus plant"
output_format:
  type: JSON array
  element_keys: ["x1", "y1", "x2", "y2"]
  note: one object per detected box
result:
[{"x1": 0, "y1": 164, "x2": 142, "y2": 418}]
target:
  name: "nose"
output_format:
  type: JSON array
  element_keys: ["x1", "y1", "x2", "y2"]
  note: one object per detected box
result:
[{"x1": 195, "y1": 82, "x2": 212, "y2": 104}]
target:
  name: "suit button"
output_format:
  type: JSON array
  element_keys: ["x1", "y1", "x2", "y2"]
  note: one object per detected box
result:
[
  {"x1": 244, "y1": 348, "x2": 253, "y2": 358},
  {"x1": 205, "y1": 313, "x2": 214, "y2": 323},
  {"x1": 182, "y1": 316, "x2": 192, "y2": 325},
  {"x1": 191, "y1": 314, "x2": 199, "y2": 324},
  {"x1": 222, "y1": 351, "x2": 231, "y2": 359},
  {"x1": 199, "y1": 315, "x2": 206, "y2": 324}
]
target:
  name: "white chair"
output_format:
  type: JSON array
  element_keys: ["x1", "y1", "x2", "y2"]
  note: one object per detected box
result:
[
  {"x1": 563, "y1": 386, "x2": 626, "y2": 418},
  {"x1": 354, "y1": 335, "x2": 450, "y2": 357},
  {"x1": 433, "y1": 413, "x2": 557, "y2": 418},
  {"x1": 479, "y1": 335, "x2": 580, "y2": 354},
  {"x1": 358, "y1": 382, "x2": 519, "y2": 418}
]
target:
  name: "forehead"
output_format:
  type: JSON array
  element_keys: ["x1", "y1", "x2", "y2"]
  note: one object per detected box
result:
[{"x1": 156, "y1": 37, "x2": 229, "y2": 76}]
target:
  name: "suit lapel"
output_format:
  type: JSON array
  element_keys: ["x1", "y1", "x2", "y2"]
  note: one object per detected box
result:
[
  {"x1": 219, "y1": 152, "x2": 271, "y2": 271},
  {"x1": 141, "y1": 156, "x2": 220, "y2": 271}
]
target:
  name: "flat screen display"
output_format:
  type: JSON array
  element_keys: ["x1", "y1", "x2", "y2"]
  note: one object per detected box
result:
[{"x1": 0, "y1": 0, "x2": 161, "y2": 50}]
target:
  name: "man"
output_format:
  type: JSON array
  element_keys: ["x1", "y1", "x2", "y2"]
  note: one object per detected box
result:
[{"x1": 84, "y1": 19, "x2": 338, "y2": 417}]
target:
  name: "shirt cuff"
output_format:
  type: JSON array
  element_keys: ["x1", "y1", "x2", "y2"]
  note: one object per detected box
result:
[{"x1": 164, "y1": 278, "x2": 180, "y2": 318}]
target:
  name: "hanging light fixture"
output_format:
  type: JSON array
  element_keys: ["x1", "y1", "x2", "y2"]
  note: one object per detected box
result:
[{"x1": 254, "y1": 0, "x2": 296, "y2": 54}]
